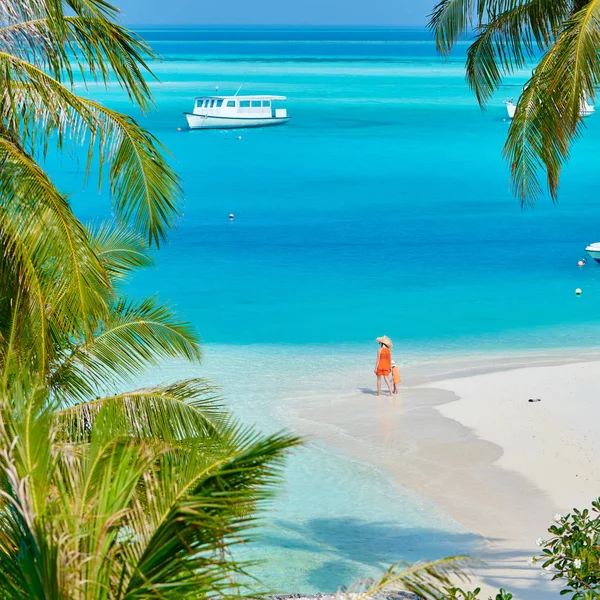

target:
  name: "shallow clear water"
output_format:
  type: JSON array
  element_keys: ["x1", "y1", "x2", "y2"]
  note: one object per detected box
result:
[
  {"x1": 54, "y1": 26, "x2": 600, "y2": 591},
  {"x1": 149, "y1": 349, "x2": 483, "y2": 592}
]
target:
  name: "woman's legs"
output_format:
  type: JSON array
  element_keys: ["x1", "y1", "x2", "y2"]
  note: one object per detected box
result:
[
  {"x1": 383, "y1": 374, "x2": 393, "y2": 396},
  {"x1": 376, "y1": 375, "x2": 382, "y2": 396}
]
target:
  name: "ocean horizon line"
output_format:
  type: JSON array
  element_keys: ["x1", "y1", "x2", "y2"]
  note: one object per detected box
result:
[{"x1": 128, "y1": 24, "x2": 434, "y2": 30}]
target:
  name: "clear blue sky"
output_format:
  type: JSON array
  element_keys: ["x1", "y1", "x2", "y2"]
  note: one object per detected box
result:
[{"x1": 117, "y1": 0, "x2": 436, "y2": 26}]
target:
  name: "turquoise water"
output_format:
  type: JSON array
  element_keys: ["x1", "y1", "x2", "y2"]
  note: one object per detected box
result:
[
  {"x1": 57, "y1": 26, "x2": 600, "y2": 591},
  {"x1": 66, "y1": 26, "x2": 600, "y2": 352}
]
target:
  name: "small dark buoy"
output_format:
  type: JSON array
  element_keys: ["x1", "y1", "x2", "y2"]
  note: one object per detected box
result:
[
  {"x1": 576, "y1": 288, "x2": 582, "y2": 296},
  {"x1": 229, "y1": 213, "x2": 234, "y2": 221}
]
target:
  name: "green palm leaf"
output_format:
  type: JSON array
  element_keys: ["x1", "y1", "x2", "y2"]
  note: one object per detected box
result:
[
  {"x1": 0, "y1": 374, "x2": 302, "y2": 599},
  {"x1": 123, "y1": 427, "x2": 302, "y2": 597},
  {"x1": 56, "y1": 379, "x2": 224, "y2": 441},
  {"x1": 431, "y1": 0, "x2": 600, "y2": 204},
  {"x1": 91, "y1": 222, "x2": 154, "y2": 282},
  {"x1": 50, "y1": 295, "x2": 201, "y2": 401},
  {"x1": 0, "y1": 134, "x2": 109, "y2": 336},
  {"x1": 84, "y1": 98, "x2": 182, "y2": 246},
  {"x1": 0, "y1": 15, "x2": 157, "y2": 109},
  {"x1": 354, "y1": 558, "x2": 472, "y2": 599},
  {"x1": 504, "y1": 0, "x2": 600, "y2": 202},
  {"x1": 429, "y1": 0, "x2": 485, "y2": 54},
  {"x1": 465, "y1": 0, "x2": 569, "y2": 104},
  {"x1": 0, "y1": 52, "x2": 182, "y2": 246}
]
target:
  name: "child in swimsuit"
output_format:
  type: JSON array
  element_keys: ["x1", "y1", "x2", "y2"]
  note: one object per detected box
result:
[{"x1": 391, "y1": 360, "x2": 401, "y2": 394}]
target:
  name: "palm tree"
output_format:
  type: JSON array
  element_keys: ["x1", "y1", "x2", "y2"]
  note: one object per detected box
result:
[
  {"x1": 0, "y1": 373, "x2": 303, "y2": 598},
  {"x1": 0, "y1": 4, "x2": 302, "y2": 595},
  {"x1": 0, "y1": 210, "x2": 238, "y2": 449},
  {"x1": 39, "y1": 221, "x2": 217, "y2": 438},
  {"x1": 0, "y1": 1, "x2": 206, "y2": 434},
  {"x1": 429, "y1": 0, "x2": 598, "y2": 205},
  {"x1": 0, "y1": 0, "x2": 182, "y2": 378}
]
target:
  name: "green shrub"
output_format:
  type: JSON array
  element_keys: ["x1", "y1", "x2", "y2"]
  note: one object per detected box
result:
[{"x1": 534, "y1": 498, "x2": 600, "y2": 599}]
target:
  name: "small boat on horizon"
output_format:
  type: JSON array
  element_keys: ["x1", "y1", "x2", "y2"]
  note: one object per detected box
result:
[
  {"x1": 184, "y1": 94, "x2": 291, "y2": 130},
  {"x1": 585, "y1": 242, "x2": 600, "y2": 263},
  {"x1": 505, "y1": 98, "x2": 595, "y2": 120}
]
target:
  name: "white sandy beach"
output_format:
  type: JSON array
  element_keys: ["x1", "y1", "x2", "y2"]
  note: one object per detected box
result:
[{"x1": 283, "y1": 352, "x2": 600, "y2": 599}]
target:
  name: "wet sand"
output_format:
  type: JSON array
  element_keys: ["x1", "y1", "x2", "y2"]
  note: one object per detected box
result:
[{"x1": 283, "y1": 351, "x2": 600, "y2": 598}]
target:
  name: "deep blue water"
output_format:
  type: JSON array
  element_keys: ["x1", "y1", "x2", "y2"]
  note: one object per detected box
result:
[
  {"x1": 52, "y1": 26, "x2": 600, "y2": 591},
  {"x1": 62, "y1": 26, "x2": 600, "y2": 353}
]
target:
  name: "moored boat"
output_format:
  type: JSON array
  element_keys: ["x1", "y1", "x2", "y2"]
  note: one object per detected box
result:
[
  {"x1": 184, "y1": 94, "x2": 290, "y2": 130},
  {"x1": 585, "y1": 242, "x2": 600, "y2": 262},
  {"x1": 505, "y1": 98, "x2": 595, "y2": 120}
]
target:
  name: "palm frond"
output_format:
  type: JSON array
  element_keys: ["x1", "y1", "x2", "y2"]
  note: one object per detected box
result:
[
  {"x1": 0, "y1": 374, "x2": 303, "y2": 599},
  {"x1": 0, "y1": 52, "x2": 181, "y2": 247},
  {"x1": 465, "y1": 0, "x2": 570, "y2": 104},
  {"x1": 504, "y1": 0, "x2": 600, "y2": 203},
  {"x1": 353, "y1": 557, "x2": 472, "y2": 599},
  {"x1": 0, "y1": 451, "x2": 58, "y2": 599},
  {"x1": 0, "y1": 15, "x2": 157, "y2": 109},
  {"x1": 123, "y1": 428, "x2": 302, "y2": 597},
  {"x1": 83, "y1": 98, "x2": 182, "y2": 246},
  {"x1": 0, "y1": 240, "x2": 51, "y2": 376},
  {"x1": 0, "y1": 374, "x2": 60, "y2": 526},
  {"x1": 50, "y1": 295, "x2": 201, "y2": 400},
  {"x1": 66, "y1": 0, "x2": 121, "y2": 20},
  {"x1": 71, "y1": 403, "x2": 157, "y2": 592},
  {"x1": 0, "y1": 134, "x2": 110, "y2": 338},
  {"x1": 55, "y1": 379, "x2": 224, "y2": 441},
  {"x1": 429, "y1": 0, "x2": 486, "y2": 54},
  {"x1": 91, "y1": 222, "x2": 154, "y2": 283},
  {"x1": 0, "y1": 375, "x2": 67, "y2": 598},
  {"x1": 0, "y1": 0, "x2": 46, "y2": 26}
]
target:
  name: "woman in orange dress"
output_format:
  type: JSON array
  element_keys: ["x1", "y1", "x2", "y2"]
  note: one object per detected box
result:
[{"x1": 374, "y1": 335, "x2": 393, "y2": 396}]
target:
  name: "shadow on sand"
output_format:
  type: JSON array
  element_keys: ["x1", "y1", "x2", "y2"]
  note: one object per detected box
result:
[
  {"x1": 259, "y1": 516, "x2": 487, "y2": 592},
  {"x1": 357, "y1": 387, "x2": 384, "y2": 396}
]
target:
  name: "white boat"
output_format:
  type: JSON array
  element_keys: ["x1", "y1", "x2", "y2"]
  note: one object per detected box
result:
[
  {"x1": 505, "y1": 98, "x2": 595, "y2": 119},
  {"x1": 184, "y1": 94, "x2": 290, "y2": 129},
  {"x1": 585, "y1": 242, "x2": 600, "y2": 263}
]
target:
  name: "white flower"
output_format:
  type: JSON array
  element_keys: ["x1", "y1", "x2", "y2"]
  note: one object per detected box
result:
[
  {"x1": 544, "y1": 565, "x2": 553, "y2": 571},
  {"x1": 574, "y1": 559, "x2": 582, "y2": 569},
  {"x1": 554, "y1": 514, "x2": 562, "y2": 522},
  {"x1": 536, "y1": 537, "x2": 544, "y2": 547}
]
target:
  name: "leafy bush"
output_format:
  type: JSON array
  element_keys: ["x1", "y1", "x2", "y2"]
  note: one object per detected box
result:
[{"x1": 534, "y1": 498, "x2": 600, "y2": 599}]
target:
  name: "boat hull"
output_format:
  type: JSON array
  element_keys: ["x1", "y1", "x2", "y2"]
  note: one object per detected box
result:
[
  {"x1": 586, "y1": 246, "x2": 600, "y2": 263},
  {"x1": 184, "y1": 113, "x2": 290, "y2": 130}
]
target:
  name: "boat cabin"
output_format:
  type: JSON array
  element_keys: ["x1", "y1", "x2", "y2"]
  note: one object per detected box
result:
[{"x1": 192, "y1": 95, "x2": 288, "y2": 119}]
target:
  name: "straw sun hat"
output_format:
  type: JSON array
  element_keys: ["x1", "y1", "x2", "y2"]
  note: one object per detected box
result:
[{"x1": 376, "y1": 335, "x2": 393, "y2": 348}]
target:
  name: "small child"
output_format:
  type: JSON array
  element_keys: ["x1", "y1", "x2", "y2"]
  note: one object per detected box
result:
[{"x1": 391, "y1": 360, "x2": 401, "y2": 394}]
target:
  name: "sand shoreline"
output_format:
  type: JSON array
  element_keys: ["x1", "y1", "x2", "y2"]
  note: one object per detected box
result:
[{"x1": 282, "y1": 350, "x2": 600, "y2": 599}]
